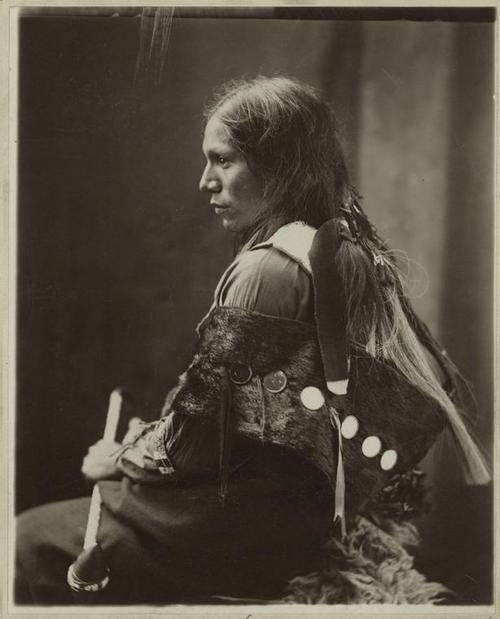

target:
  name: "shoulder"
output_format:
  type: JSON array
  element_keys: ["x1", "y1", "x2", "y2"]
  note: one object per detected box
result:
[
  {"x1": 218, "y1": 244, "x2": 313, "y2": 320},
  {"x1": 223, "y1": 245, "x2": 310, "y2": 297},
  {"x1": 252, "y1": 221, "x2": 316, "y2": 274},
  {"x1": 237, "y1": 245, "x2": 305, "y2": 282}
]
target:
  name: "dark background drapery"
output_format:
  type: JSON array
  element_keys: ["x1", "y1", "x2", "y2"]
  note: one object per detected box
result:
[{"x1": 16, "y1": 8, "x2": 494, "y2": 603}]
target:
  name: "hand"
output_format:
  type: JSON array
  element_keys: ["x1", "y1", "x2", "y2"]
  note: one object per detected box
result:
[
  {"x1": 122, "y1": 417, "x2": 145, "y2": 444},
  {"x1": 81, "y1": 439, "x2": 122, "y2": 481}
]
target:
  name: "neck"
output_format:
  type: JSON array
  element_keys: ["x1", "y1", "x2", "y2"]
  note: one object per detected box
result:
[{"x1": 235, "y1": 215, "x2": 293, "y2": 255}]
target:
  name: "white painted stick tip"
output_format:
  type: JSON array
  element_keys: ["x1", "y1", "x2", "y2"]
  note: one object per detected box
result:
[{"x1": 327, "y1": 379, "x2": 349, "y2": 395}]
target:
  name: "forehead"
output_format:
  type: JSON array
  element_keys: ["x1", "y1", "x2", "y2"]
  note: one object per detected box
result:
[{"x1": 202, "y1": 116, "x2": 234, "y2": 153}]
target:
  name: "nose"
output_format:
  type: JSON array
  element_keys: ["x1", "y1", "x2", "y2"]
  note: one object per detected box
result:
[{"x1": 199, "y1": 164, "x2": 221, "y2": 194}]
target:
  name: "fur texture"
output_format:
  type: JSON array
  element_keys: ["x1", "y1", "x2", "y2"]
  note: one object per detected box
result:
[
  {"x1": 283, "y1": 515, "x2": 450, "y2": 604},
  {"x1": 161, "y1": 306, "x2": 446, "y2": 512},
  {"x1": 166, "y1": 307, "x2": 337, "y2": 486}
]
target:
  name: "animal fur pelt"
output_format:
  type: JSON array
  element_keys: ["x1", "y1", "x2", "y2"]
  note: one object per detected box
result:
[
  {"x1": 161, "y1": 306, "x2": 445, "y2": 514},
  {"x1": 282, "y1": 515, "x2": 450, "y2": 604}
]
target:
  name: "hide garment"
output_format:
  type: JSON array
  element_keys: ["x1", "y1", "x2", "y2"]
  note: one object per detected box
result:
[
  {"x1": 150, "y1": 221, "x2": 448, "y2": 518},
  {"x1": 15, "y1": 221, "x2": 457, "y2": 605},
  {"x1": 153, "y1": 304, "x2": 446, "y2": 516}
]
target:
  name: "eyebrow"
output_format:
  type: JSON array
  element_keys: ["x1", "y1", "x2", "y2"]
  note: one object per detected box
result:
[{"x1": 202, "y1": 144, "x2": 236, "y2": 159}]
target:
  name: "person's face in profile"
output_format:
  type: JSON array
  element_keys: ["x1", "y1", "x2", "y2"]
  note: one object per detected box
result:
[{"x1": 200, "y1": 115, "x2": 267, "y2": 233}]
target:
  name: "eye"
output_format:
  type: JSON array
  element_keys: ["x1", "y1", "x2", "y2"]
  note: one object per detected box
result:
[{"x1": 217, "y1": 155, "x2": 229, "y2": 167}]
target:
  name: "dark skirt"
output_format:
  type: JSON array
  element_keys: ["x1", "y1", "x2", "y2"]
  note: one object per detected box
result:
[{"x1": 15, "y1": 475, "x2": 331, "y2": 605}]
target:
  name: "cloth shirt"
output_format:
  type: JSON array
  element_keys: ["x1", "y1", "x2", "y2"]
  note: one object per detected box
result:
[{"x1": 117, "y1": 246, "x2": 313, "y2": 481}]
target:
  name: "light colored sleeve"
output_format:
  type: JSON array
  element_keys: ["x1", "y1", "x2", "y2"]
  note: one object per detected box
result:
[
  {"x1": 218, "y1": 247, "x2": 314, "y2": 322},
  {"x1": 112, "y1": 420, "x2": 166, "y2": 484},
  {"x1": 115, "y1": 414, "x2": 219, "y2": 483}
]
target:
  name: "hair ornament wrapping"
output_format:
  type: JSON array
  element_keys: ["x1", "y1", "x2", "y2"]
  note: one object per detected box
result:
[
  {"x1": 332, "y1": 194, "x2": 490, "y2": 486},
  {"x1": 206, "y1": 75, "x2": 490, "y2": 487},
  {"x1": 339, "y1": 207, "x2": 360, "y2": 243},
  {"x1": 372, "y1": 253, "x2": 394, "y2": 288}
]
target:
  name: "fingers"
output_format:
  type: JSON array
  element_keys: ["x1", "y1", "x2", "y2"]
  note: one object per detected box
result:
[
  {"x1": 81, "y1": 452, "x2": 120, "y2": 481},
  {"x1": 88, "y1": 439, "x2": 121, "y2": 454},
  {"x1": 122, "y1": 417, "x2": 145, "y2": 444},
  {"x1": 80, "y1": 454, "x2": 95, "y2": 479}
]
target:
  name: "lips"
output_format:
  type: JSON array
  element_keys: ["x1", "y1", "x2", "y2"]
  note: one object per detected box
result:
[{"x1": 211, "y1": 201, "x2": 230, "y2": 215}]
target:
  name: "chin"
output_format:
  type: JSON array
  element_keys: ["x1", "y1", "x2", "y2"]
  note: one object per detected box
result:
[
  {"x1": 220, "y1": 213, "x2": 254, "y2": 234},
  {"x1": 221, "y1": 217, "x2": 240, "y2": 233}
]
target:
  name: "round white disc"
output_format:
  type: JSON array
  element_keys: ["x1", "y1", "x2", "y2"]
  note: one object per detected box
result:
[
  {"x1": 300, "y1": 386, "x2": 325, "y2": 411},
  {"x1": 362, "y1": 435, "x2": 382, "y2": 458},
  {"x1": 380, "y1": 449, "x2": 398, "y2": 471},
  {"x1": 341, "y1": 415, "x2": 359, "y2": 440}
]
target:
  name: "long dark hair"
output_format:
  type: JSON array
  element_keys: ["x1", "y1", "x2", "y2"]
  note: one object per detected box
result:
[
  {"x1": 205, "y1": 75, "x2": 490, "y2": 484},
  {"x1": 204, "y1": 76, "x2": 351, "y2": 244}
]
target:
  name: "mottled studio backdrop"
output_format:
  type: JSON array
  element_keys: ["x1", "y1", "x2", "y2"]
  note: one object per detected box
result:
[{"x1": 16, "y1": 7, "x2": 494, "y2": 603}]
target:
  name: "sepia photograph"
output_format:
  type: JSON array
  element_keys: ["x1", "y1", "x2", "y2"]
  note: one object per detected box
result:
[{"x1": 6, "y1": 3, "x2": 495, "y2": 613}]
